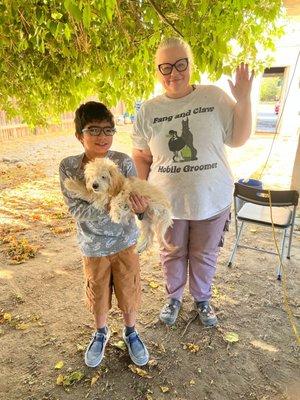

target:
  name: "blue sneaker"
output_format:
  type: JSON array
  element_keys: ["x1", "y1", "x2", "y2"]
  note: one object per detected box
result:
[
  {"x1": 123, "y1": 329, "x2": 149, "y2": 366},
  {"x1": 84, "y1": 329, "x2": 110, "y2": 368},
  {"x1": 195, "y1": 301, "x2": 218, "y2": 327}
]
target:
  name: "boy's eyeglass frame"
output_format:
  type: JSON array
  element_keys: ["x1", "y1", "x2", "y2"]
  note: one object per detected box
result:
[
  {"x1": 82, "y1": 127, "x2": 116, "y2": 136},
  {"x1": 158, "y1": 58, "x2": 189, "y2": 76}
]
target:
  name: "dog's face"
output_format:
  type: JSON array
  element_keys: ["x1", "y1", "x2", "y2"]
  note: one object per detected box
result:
[
  {"x1": 84, "y1": 158, "x2": 125, "y2": 196},
  {"x1": 84, "y1": 161, "x2": 111, "y2": 193}
]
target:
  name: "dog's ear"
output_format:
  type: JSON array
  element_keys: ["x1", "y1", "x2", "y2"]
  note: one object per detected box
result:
[{"x1": 107, "y1": 165, "x2": 125, "y2": 196}]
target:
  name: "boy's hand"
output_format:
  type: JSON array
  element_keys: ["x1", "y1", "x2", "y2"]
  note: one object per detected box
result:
[{"x1": 129, "y1": 194, "x2": 149, "y2": 214}]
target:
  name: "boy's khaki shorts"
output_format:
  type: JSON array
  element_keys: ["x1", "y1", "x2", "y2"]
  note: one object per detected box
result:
[{"x1": 83, "y1": 245, "x2": 141, "y2": 314}]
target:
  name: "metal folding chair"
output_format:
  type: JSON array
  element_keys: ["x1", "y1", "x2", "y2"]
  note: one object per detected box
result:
[{"x1": 227, "y1": 183, "x2": 299, "y2": 279}]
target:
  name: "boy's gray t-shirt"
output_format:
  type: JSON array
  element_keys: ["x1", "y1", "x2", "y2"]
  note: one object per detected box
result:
[
  {"x1": 59, "y1": 150, "x2": 139, "y2": 257},
  {"x1": 132, "y1": 85, "x2": 235, "y2": 220}
]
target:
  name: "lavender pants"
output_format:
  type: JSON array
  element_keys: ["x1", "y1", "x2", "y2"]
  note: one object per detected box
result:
[{"x1": 160, "y1": 207, "x2": 230, "y2": 302}]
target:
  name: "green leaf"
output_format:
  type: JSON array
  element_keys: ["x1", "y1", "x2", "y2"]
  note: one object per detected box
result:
[
  {"x1": 82, "y1": 4, "x2": 91, "y2": 29},
  {"x1": 64, "y1": 24, "x2": 72, "y2": 41},
  {"x1": 49, "y1": 21, "x2": 57, "y2": 35},
  {"x1": 51, "y1": 12, "x2": 63, "y2": 20},
  {"x1": 105, "y1": 0, "x2": 117, "y2": 23},
  {"x1": 64, "y1": 0, "x2": 82, "y2": 21}
]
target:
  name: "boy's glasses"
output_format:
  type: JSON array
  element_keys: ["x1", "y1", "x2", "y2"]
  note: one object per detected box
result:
[
  {"x1": 158, "y1": 58, "x2": 189, "y2": 76},
  {"x1": 82, "y1": 127, "x2": 116, "y2": 136}
]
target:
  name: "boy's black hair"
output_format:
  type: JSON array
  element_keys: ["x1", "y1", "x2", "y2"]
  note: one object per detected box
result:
[{"x1": 74, "y1": 101, "x2": 114, "y2": 134}]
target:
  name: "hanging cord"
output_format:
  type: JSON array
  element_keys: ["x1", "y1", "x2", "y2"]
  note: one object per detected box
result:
[
  {"x1": 268, "y1": 190, "x2": 300, "y2": 345},
  {"x1": 258, "y1": 50, "x2": 300, "y2": 181}
]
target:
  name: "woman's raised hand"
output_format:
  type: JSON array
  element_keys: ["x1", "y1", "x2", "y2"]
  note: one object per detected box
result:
[{"x1": 228, "y1": 63, "x2": 254, "y2": 103}]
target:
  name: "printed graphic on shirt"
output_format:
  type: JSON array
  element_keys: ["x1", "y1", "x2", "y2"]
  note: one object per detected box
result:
[
  {"x1": 151, "y1": 106, "x2": 218, "y2": 172},
  {"x1": 152, "y1": 106, "x2": 215, "y2": 163},
  {"x1": 168, "y1": 117, "x2": 197, "y2": 162}
]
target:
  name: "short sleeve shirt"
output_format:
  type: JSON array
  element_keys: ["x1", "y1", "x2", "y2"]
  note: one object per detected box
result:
[{"x1": 132, "y1": 85, "x2": 235, "y2": 220}]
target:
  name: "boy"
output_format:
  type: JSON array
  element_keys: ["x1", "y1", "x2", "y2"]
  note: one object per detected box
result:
[{"x1": 59, "y1": 101, "x2": 149, "y2": 367}]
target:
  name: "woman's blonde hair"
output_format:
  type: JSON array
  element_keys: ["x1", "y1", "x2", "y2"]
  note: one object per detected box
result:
[{"x1": 155, "y1": 37, "x2": 194, "y2": 68}]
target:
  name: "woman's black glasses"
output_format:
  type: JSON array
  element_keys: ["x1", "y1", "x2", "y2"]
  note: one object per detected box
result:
[{"x1": 158, "y1": 58, "x2": 189, "y2": 76}]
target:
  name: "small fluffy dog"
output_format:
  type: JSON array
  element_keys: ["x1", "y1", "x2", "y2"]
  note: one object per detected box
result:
[{"x1": 64, "y1": 158, "x2": 174, "y2": 252}]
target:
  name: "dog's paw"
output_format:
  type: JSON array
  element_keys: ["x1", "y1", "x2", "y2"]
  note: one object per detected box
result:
[
  {"x1": 64, "y1": 178, "x2": 92, "y2": 202},
  {"x1": 110, "y1": 213, "x2": 131, "y2": 225},
  {"x1": 110, "y1": 213, "x2": 121, "y2": 224},
  {"x1": 64, "y1": 178, "x2": 82, "y2": 192},
  {"x1": 110, "y1": 205, "x2": 132, "y2": 225},
  {"x1": 137, "y1": 237, "x2": 149, "y2": 253}
]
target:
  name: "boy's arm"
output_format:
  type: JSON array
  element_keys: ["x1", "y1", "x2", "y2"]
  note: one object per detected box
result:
[{"x1": 59, "y1": 162, "x2": 106, "y2": 221}]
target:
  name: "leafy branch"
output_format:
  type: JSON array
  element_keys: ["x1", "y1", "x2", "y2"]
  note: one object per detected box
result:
[
  {"x1": 147, "y1": 0, "x2": 184, "y2": 38},
  {"x1": 0, "y1": 0, "x2": 284, "y2": 126}
]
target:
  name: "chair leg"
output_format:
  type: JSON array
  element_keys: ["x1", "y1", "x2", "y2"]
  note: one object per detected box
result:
[
  {"x1": 287, "y1": 224, "x2": 295, "y2": 260},
  {"x1": 234, "y1": 200, "x2": 238, "y2": 239},
  {"x1": 277, "y1": 229, "x2": 287, "y2": 280},
  {"x1": 287, "y1": 207, "x2": 297, "y2": 260},
  {"x1": 227, "y1": 221, "x2": 244, "y2": 268}
]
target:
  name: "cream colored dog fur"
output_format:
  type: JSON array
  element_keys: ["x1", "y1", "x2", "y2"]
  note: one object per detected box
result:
[{"x1": 64, "y1": 158, "x2": 174, "y2": 252}]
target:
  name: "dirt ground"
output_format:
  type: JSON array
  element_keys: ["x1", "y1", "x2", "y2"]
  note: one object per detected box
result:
[{"x1": 0, "y1": 128, "x2": 299, "y2": 400}]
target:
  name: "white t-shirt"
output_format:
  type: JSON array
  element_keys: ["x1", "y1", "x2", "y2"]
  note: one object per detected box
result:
[{"x1": 132, "y1": 85, "x2": 235, "y2": 220}]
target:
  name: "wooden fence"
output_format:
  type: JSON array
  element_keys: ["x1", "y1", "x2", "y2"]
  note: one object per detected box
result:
[{"x1": 0, "y1": 110, "x2": 74, "y2": 141}]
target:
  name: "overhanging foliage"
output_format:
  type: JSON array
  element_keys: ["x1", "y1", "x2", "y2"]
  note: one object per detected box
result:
[{"x1": 0, "y1": 0, "x2": 284, "y2": 125}]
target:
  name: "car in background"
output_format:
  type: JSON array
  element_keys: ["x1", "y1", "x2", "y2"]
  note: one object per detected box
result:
[{"x1": 115, "y1": 115, "x2": 125, "y2": 125}]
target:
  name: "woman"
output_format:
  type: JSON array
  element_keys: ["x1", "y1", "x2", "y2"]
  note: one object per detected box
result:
[{"x1": 132, "y1": 37, "x2": 254, "y2": 327}]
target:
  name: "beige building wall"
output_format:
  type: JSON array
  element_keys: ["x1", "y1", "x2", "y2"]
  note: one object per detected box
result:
[{"x1": 272, "y1": 23, "x2": 300, "y2": 138}]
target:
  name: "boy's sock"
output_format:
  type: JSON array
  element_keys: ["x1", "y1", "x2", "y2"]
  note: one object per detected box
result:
[
  {"x1": 125, "y1": 325, "x2": 135, "y2": 336},
  {"x1": 97, "y1": 326, "x2": 108, "y2": 335}
]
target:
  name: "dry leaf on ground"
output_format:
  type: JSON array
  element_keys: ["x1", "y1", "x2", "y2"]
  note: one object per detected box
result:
[
  {"x1": 148, "y1": 281, "x2": 159, "y2": 289},
  {"x1": 223, "y1": 332, "x2": 239, "y2": 343},
  {"x1": 54, "y1": 361, "x2": 64, "y2": 370},
  {"x1": 56, "y1": 370, "x2": 85, "y2": 386},
  {"x1": 160, "y1": 386, "x2": 170, "y2": 393},
  {"x1": 3, "y1": 313, "x2": 12, "y2": 322},
  {"x1": 182, "y1": 342, "x2": 200, "y2": 353},
  {"x1": 112, "y1": 340, "x2": 126, "y2": 351},
  {"x1": 91, "y1": 373, "x2": 100, "y2": 386},
  {"x1": 128, "y1": 364, "x2": 152, "y2": 378}
]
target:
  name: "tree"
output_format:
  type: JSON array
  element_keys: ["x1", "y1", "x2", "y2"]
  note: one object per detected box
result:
[
  {"x1": 260, "y1": 76, "x2": 283, "y2": 102},
  {"x1": 0, "y1": 0, "x2": 283, "y2": 126}
]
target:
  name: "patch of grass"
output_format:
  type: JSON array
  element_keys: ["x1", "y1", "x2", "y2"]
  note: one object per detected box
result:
[{"x1": 1, "y1": 235, "x2": 38, "y2": 264}]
